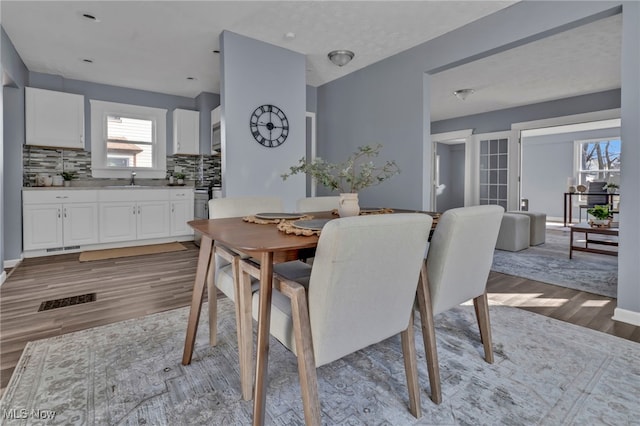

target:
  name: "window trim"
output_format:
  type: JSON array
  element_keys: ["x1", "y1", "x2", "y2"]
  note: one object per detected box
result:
[
  {"x1": 90, "y1": 100, "x2": 167, "y2": 179},
  {"x1": 573, "y1": 136, "x2": 621, "y2": 185}
]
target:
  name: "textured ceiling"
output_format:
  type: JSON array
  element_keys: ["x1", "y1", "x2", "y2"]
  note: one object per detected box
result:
[
  {"x1": 429, "y1": 14, "x2": 622, "y2": 121},
  {"x1": 1, "y1": 2, "x2": 621, "y2": 121}
]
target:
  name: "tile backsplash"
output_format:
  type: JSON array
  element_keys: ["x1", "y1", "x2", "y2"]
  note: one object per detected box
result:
[{"x1": 23, "y1": 146, "x2": 221, "y2": 187}]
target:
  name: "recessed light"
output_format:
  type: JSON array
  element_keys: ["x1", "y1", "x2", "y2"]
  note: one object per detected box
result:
[
  {"x1": 284, "y1": 32, "x2": 296, "y2": 40},
  {"x1": 81, "y1": 13, "x2": 100, "y2": 22}
]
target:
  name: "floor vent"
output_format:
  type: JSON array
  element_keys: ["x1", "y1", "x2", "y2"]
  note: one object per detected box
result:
[{"x1": 38, "y1": 293, "x2": 97, "y2": 312}]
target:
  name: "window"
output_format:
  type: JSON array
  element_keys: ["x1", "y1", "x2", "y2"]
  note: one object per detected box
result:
[
  {"x1": 575, "y1": 138, "x2": 621, "y2": 187},
  {"x1": 479, "y1": 138, "x2": 508, "y2": 210},
  {"x1": 90, "y1": 100, "x2": 166, "y2": 179}
]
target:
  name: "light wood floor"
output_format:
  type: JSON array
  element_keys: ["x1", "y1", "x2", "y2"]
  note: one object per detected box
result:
[{"x1": 2, "y1": 241, "x2": 639, "y2": 395}]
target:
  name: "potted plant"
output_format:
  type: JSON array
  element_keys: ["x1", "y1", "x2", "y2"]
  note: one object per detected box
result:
[
  {"x1": 586, "y1": 204, "x2": 612, "y2": 227},
  {"x1": 60, "y1": 171, "x2": 77, "y2": 187},
  {"x1": 174, "y1": 172, "x2": 186, "y2": 185},
  {"x1": 603, "y1": 182, "x2": 619, "y2": 194},
  {"x1": 281, "y1": 144, "x2": 400, "y2": 217}
]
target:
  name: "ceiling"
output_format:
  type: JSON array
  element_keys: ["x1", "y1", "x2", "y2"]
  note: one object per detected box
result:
[{"x1": 1, "y1": 2, "x2": 621, "y2": 121}]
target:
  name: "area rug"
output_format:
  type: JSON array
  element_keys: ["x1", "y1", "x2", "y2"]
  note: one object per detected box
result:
[
  {"x1": 2, "y1": 298, "x2": 638, "y2": 425},
  {"x1": 78, "y1": 242, "x2": 187, "y2": 262},
  {"x1": 492, "y1": 228, "x2": 617, "y2": 297}
]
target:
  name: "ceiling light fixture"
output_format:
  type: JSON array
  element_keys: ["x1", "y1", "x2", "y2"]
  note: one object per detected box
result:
[
  {"x1": 453, "y1": 89, "x2": 474, "y2": 101},
  {"x1": 328, "y1": 50, "x2": 354, "y2": 67}
]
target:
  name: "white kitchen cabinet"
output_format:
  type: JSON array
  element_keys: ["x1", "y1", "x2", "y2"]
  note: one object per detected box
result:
[
  {"x1": 23, "y1": 190, "x2": 98, "y2": 250},
  {"x1": 170, "y1": 189, "x2": 194, "y2": 236},
  {"x1": 173, "y1": 108, "x2": 200, "y2": 155},
  {"x1": 98, "y1": 189, "x2": 172, "y2": 243},
  {"x1": 98, "y1": 201, "x2": 138, "y2": 243},
  {"x1": 26, "y1": 87, "x2": 85, "y2": 149},
  {"x1": 137, "y1": 200, "x2": 171, "y2": 239},
  {"x1": 23, "y1": 204, "x2": 63, "y2": 250}
]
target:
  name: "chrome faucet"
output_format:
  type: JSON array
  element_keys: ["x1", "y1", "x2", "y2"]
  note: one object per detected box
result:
[{"x1": 130, "y1": 171, "x2": 136, "y2": 186}]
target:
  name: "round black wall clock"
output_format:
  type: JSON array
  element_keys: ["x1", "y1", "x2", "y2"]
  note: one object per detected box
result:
[{"x1": 249, "y1": 104, "x2": 289, "y2": 148}]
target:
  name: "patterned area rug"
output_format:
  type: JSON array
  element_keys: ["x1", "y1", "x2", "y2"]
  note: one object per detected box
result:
[
  {"x1": 492, "y1": 227, "x2": 617, "y2": 297},
  {"x1": 2, "y1": 298, "x2": 638, "y2": 425}
]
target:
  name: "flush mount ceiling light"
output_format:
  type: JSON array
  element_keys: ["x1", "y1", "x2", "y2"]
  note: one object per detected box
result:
[
  {"x1": 328, "y1": 50, "x2": 355, "y2": 67},
  {"x1": 453, "y1": 89, "x2": 474, "y2": 101}
]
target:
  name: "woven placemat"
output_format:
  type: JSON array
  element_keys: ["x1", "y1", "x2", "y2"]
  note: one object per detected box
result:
[
  {"x1": 330, "y1": 208, "x2": 395, "y2": 216},
  {"x1": 243, "y1": 214, "x2": 313, "y2": 225},
  {"x1": 276, "y1": 221, "x2": 322, "y2": 236}
]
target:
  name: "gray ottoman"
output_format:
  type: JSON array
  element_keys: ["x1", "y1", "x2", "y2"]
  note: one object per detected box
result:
[
  {"x1": 509, "y1": 211, "x2": 546, "y2": 246},
  {"x1": 496, "y1": 213, "x2": 530, "y2": 252}
]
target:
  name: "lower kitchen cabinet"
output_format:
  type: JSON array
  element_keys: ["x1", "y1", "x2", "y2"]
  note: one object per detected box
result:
[
  {"x1": 98, "y1": 190, "x2": 171, "y2": 243},
  {"x1": 23, "y1": 187, "x2": 194, "y2": 257},
  {"x1": 23, "y1": 190, "x2": 98, "y2": 250}
]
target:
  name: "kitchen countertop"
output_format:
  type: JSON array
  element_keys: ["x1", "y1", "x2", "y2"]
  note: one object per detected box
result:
[{"x1": 23, "y1": 185, "x2": 195, "y2": 191}]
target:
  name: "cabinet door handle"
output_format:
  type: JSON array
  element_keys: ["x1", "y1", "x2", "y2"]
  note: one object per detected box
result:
[
  {"x1": 138, "y1": 207, "x2": 141, "y2": 214},
  {"x1": 57, "y1": 208, "x2": 61, "y2": 218},
  {"x1": 55, "y1": 196, "x2": 68, "y2": 199},
  {"x1": 64, "y1": 208, "x2": 67, "y2": 218},
  {"x1": 133, "y1": 206, "x2": 136, "y2": 215},
  {"x1": 172, "y1": 204, "x2": 175, "y2": 212}
]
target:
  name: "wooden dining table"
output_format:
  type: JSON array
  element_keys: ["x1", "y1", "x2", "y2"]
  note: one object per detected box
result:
[{"x1": 181, "y1": 210, "x2": 439, "y2": 425}]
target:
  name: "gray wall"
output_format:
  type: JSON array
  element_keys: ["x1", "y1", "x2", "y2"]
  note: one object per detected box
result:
[
  {"x1": 220, "y1": 31, "x2": 306, "y2": 210},
  {"x1": 317, "y1": 1, "x2": 640, "y2": 320},
  {"x1": 618, "y1": 1, "x2": 640, "y2": 317},
  {"x1": 317, "y1": 2, "x2": 622, "y2": 211},
  {"x1": 195, "y1": 91, "x2": 221, "y2": 154},
  {"x1": 432, "y1": 90, "x2": 621, "y2": 135},
  {"x1": 2, "y1": 27, "x2": 28, "y2": 264},
  {"x1": 521, "y1": 127, "x2": 619, "y2": 220},
  {"x1": 28, "y1": 71, "x2": 204, "y2": 154}
]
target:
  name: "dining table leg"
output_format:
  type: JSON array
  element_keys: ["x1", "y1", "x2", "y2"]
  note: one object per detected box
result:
[
  {"x1": 253, "y1": 251, "x2": 274, "y2": 426},
  {"x1": 182, "y1": 235, "x2": 214, "y2": 365}
]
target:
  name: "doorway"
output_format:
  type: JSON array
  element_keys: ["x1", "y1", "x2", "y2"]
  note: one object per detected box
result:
[{"x1": 433, "y1": 141, "x2": 466, "y2": 212}]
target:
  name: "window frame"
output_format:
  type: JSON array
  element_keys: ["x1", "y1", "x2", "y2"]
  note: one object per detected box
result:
[
  {"x1": 90, "y1": 100, "x2": 167, "y2": 179},
  {"x1": 574, "y1": 136, "x2": 621, "y2": 186}
]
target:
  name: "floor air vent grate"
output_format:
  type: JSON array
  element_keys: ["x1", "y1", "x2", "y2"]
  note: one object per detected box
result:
[{"x1": 38, "y1": 293, "x2": 97, "y2": 312}]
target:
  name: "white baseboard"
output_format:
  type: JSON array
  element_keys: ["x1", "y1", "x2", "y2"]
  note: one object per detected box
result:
[
  {"x1": 4, "y1": 256, "x2": 24, "y2": 269},
  {"x1": 613, "y1": 307, "x2": 640, "y2": 327}
]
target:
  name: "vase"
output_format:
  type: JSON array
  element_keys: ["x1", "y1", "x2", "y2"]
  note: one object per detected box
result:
[
  {"x1": 589, "y1": 219, "x2": 611, "y2": 228},
  {"x1": 607, "y1": 187, "x2": 617, "y2": 194},
  {"x1": 63, "y1": 181, "x2": 71, "y2": 187},
  {"x1": 338, "y1": 193, "x2": 360, "y2": 217}
]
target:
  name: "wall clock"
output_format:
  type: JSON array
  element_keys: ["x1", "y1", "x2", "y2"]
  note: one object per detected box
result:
[{"x1": 249, "y1": 104, "x2": 289, "y2": 148}]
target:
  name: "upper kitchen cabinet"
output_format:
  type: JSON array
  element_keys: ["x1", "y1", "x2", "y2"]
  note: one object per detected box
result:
[
  {"x1": 26, "y1": 87, "x2": 85, "y2": 149},
  {"x1": 173, "y1": 108, "x2": 200, "y2": 155}
]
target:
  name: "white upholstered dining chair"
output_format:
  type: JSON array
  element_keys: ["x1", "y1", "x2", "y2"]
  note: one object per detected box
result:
[
  {"x1": 416, "y1": 205, "x2": 504, "y2": 404},
  {"x1": 242, "y1": 213, "x2": 433, "y2": 424},
  {"x1": 207, "y1": 196, "x2": 283, "y2": 400},
  {"x1": 296, "y1": 196, "x2": 340, "y2": 212}
]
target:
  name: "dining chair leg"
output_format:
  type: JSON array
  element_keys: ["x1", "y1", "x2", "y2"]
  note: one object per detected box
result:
[
  {"x1": 206, "y1": 253, "x2": 218, "y2": 347},
  {"x1": 473, "y1": 292, "x2": 494, "y2": 364},
  {"x1": 238, "y1": 264, "x2": 255, "y2": 401},
  {"x1": 281, "y1": 280, "x2": 322, "y2": 426},
  {"x1": 416, "y1": 262, "x2": 442, "y2": 404},
  {"x1": 400, "y1": 312, "x2": 422, "y2": 418}
]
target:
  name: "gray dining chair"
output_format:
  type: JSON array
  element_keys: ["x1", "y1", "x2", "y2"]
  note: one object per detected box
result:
[
  {"x1": 296, "y1": 196, "x2": 340, "y2": 212},
  {"x1": 207, "y1": 196, "x2": 283, "y2": 400},
  {"x1": 416, "y1": 204, "x2": 504, "y2": 404},
  {"x1": 241, "y1": 213, "x2": 433, "y2": 424}
]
